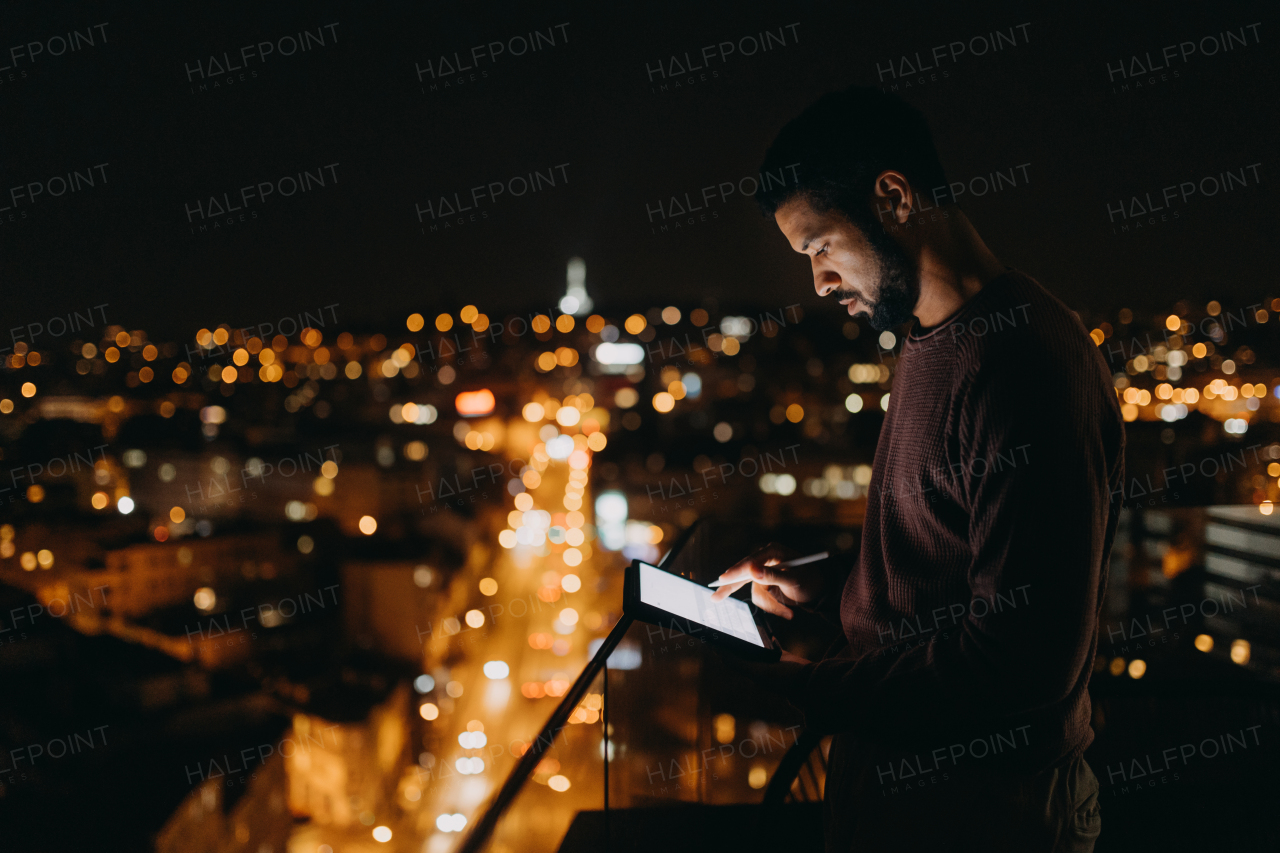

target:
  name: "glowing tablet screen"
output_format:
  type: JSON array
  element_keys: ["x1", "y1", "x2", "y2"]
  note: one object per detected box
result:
[{"x1": 638, "y1": 562, "x2": 765, "y2": 646}]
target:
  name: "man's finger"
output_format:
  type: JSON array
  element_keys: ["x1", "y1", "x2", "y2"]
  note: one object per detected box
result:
[
  {"x1": 749, "y1": 542, "x2": 787, "y2": 562},
  {"x1": 749, "y1": 564, "x2": 797, "y2": 592},
  {"x1": 721, "y1": 543, "x2": 787, "y2": 581},
  {"x1": 716, "y1": 564, "x2": 755, "y2": 585},
  {"x1": 752, "y1": 583, "x2": 794, "y2": 620},
  {"x1": 709, "y1": 579, "x2": 749, "y2": 602}
]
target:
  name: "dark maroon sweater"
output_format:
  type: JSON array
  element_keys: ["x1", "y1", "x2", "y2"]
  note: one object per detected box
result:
[{"x1": 782, "y1": 270, "x2": 1124, "y2": 787}]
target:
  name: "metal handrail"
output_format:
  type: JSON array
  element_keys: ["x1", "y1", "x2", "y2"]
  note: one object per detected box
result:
[
  {"x1": 762, "y1": 727, "x2": 824, "y2": 806},
  {"x1": 458, "y1": 522, "x2": 704, "y2": 853},
  {"x1": 456, "y1": 614, "x2": 633, "y2": 853}
]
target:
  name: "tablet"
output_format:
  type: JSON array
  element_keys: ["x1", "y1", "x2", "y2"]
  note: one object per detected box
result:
[{"x1": 623, "y1": 559, "x2": 781, "y2": 662}]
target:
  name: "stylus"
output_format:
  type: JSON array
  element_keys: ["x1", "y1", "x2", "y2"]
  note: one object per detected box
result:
[{"x1": 706, "y1": 551, "x2": 830, "y2": 587}]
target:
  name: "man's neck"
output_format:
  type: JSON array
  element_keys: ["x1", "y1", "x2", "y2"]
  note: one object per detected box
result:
[{"x1": 910, "y1": 211, "x2": 1006, "y2": 327}]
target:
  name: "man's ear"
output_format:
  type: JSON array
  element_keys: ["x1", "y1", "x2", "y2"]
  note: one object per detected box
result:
[{"x1": 873, "y1": 170, "x2": 914, "y2": 224}]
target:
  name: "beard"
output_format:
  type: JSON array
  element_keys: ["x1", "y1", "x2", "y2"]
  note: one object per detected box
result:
[{"x1": 844, "y1": 212, "x2": 919, "y2": 331}]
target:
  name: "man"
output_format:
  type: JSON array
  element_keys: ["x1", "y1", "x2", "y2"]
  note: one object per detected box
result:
[{"x1": 711, "y1": 86, "x2": 1125, "y2": 851}]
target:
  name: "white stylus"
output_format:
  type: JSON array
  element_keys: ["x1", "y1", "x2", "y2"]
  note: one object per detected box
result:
[{"x1": 706, "y1": 551, "x2": 830, "y2": 587}]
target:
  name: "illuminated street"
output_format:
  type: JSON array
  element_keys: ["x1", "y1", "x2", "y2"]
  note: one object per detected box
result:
[{"x1": 409, "y1": 394, "x2": 626, "y2": 852}]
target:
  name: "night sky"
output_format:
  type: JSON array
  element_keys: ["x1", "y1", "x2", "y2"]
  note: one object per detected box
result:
[{"x1": 4, "y1": 1, "x2": 1276, "y2": 337}]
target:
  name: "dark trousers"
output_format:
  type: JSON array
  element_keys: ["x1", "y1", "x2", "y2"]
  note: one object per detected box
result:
[{"x1": 824, "y1": 748, "x2": 1102, "y2": 852}]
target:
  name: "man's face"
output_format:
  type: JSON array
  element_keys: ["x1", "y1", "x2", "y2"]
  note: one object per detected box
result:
[{"x1": 774, "y1": 196, "x2": 918, "y2": 331}]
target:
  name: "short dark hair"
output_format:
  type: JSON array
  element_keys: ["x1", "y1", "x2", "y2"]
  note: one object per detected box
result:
[{"x1": 756, "y1": 86, "x2": 949, "y2": 222}]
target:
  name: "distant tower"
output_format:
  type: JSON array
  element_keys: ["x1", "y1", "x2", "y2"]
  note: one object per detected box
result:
[{"x1": 559, "y1": 256, "x2": 592, "y2": 316}]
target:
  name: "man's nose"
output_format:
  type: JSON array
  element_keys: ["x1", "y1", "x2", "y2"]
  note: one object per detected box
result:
[{"x1": 814, "y1": 269, "x2": 841, "y2": 297}]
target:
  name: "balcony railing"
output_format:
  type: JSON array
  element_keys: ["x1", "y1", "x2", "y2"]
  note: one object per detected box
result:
[{"x1": 458, "y1": 505, "x2": 1280, "y2": 852}]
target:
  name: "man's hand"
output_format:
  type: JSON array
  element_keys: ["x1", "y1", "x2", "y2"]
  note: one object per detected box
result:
[{"x1": 709, "y1": 542, "x2": 824, "y2": 620}]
